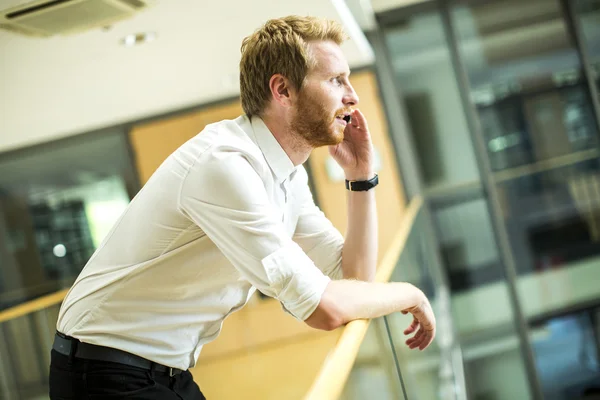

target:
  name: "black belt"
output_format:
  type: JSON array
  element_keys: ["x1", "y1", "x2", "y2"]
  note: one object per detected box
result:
[{"x1": 53, "y1": 332, "x2": 184, "y2": 377}]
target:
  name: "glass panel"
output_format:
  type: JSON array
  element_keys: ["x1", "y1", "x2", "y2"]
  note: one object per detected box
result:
[
  {"x1": 431, "y1": 198, "x2": 531, "y2": 397},
  {"x1": 452, "y1": 0, "x2": 600, "y2": 397},
  {"x1": 0, "y1": 131, "x2": 134, "y2": 310},
  {"x1": 341, "y1": 319, "x2": 406, "y2": 400},
  {"x1": 342, "y1": 206, "x2": 467, "y2": 400},
  {"x1": 385, "y1": 208, "x2": 467, "y2": 400},
  {"x1": 496, "y1": 159, "x2": 600, "y2": 278},
  {"x1": 434, "y1": 198, "x2": 502, "y2": 292},
  {"x1": 0, "y1": 304, "x2": 60, "y2": 399},
  {"x1": 382, "y1": 5, "x2": 539, "y2": 398},
  {"x1": 575, "y1": 0, "x2": 600, "y2": 94},
  {"x1": 383, "y1": 11, "x2": 480, "y2": 190},
  {"x1": 454, "y1": 0, "x2": 599, "y2": 170},
  {"x1": 529, "y1": 306, "x2": 600, "y2": 399}
]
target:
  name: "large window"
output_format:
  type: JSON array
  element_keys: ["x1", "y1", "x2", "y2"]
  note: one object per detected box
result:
[
  {"x1": 0, "y1": 130, "x2": 137, "y2": 310},
  {"x1": 379, "y1": 0, "x2": 600, "y2": 398},
  {"x1": 452, "y1": 0, "x2": 600, "y2": 281}
]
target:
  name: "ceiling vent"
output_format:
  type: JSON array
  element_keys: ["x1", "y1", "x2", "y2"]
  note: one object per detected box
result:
[{"x1": 0, "y1": 0, "x2": 154, "y2": 37}]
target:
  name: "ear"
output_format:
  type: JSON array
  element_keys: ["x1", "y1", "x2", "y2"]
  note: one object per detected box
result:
[{"x1": 269, "y1": 74, "x2": 296, "y2": 108}]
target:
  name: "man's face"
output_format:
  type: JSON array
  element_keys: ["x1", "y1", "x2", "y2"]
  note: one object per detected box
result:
[{"x1": 290, "y1": 41, "x2": 359, "y2": 148}]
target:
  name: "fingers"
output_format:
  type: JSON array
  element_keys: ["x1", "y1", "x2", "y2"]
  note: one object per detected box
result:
[
  {"x1": 405, "y1": 328, "x2": 424, "y2": 349},
  {"x1": 328, "y1": 144, "x2": 339, "y2": 157},
  {"x1": 402, "y1": 302, "x2": 436, "y2": 350},
  {"x1": 403, "y1": 317, "x2": 419, "y2": 335},
  {"x1": 419, "y1": 327, "x2": 435, "y2": 350},
  {"x1": 405, "y1": 326, "x2": 435, "y2": 350},
  {"x1": 350, "y1": 109, "x2": 367, "y2": 129}
]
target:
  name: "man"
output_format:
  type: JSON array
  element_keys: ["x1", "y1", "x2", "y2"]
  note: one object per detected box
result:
[{"x1": 49, "y1": 16, "x2": 435, "y2": 399}]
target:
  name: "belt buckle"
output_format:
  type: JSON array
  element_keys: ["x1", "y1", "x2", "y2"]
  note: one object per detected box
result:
[{"x1": 169, "y1": 367, "x2": 176, "y2": 377}]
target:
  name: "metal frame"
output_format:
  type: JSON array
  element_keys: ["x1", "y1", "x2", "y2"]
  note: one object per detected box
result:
[
  {"x1": 382, "y1": 316, "x2": 409, "y2": 400},
  {"x1": 364, "y1": 27, "x2": 425, "y2": 199},
  {"x1": 562, "y1": 0, "x2": 600, "y2": 132},
  {"x1": 0, "y1": 125, "x2": 141, "y2": 198},
  {"x1": 438, "y1": 1, "x2": 545, "y2": 398}
]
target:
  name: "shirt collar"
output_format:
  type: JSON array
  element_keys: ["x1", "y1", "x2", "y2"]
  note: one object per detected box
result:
[{"x1": 249, "y1": 116, "x2": 297, "y2": 183}]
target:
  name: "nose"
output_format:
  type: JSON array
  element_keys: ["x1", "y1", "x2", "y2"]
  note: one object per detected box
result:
[{"x1": 343, "y1": 83, "x2": 359, "y2": 107}]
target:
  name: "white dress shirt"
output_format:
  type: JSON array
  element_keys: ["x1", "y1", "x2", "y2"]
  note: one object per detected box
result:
[{"x1": 56, "y1": 115, "x2": 344, "y2": 370}]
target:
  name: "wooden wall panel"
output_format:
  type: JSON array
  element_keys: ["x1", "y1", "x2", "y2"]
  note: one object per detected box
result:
[
  {"x1": 191, "y1": 330, "x2": 341, "y2": 400},
  {"x1": 129, "y1": 101, "x2": 242, "y2": 184},
  {"x1": 307, "y1": 70, "x2": 406, "y2": 260}
]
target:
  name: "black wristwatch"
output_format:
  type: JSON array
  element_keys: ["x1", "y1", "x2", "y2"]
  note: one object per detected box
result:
[{"x1": 345, "y1": 174, "x2": 379, "y2": 191}]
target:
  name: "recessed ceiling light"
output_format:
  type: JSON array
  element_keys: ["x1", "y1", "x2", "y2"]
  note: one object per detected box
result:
[{"x1": 121, "y1": 31, "x2": 156, "y2": 47}]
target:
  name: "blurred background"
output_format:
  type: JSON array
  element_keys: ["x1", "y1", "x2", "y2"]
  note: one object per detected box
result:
[{"x1": 0, "y1": 0, "x2": 599, "y2": 399}]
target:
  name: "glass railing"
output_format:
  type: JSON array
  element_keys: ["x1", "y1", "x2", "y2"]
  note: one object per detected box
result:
[
  {"x1": 0, "y1": 290, "x2": 67, "y2": 399},
  {"x1": 384, "y1": 208, "x2": 466, "y2": 400},
  {"x1": 307, "y1": 198, "x2": 467, "y2": 400}
]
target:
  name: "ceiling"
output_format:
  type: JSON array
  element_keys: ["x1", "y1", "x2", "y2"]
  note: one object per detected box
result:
[{"x1": 0, "y1": 0, "x2": 376, "y2": 153}]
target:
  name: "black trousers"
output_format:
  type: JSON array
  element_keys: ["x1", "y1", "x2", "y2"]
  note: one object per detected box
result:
[{"x1": 49, "y1": 349, "x2": 206, "y2": 399}]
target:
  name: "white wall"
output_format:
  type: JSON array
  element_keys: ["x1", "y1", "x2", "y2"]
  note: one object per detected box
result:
[{"x1": 0, "y1": 0, "x2": 374, "y2": 153}]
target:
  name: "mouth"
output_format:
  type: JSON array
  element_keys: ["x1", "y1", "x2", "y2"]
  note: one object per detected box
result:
[{"x1": 335, "y1": 112, "x2": 352, "y2": 125}]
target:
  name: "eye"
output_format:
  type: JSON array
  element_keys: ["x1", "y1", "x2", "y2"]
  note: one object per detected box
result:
[{"x1": 331, "y1": 76, "x2": 343, "y2": 86}]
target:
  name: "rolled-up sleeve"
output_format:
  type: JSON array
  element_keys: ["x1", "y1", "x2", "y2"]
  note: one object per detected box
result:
[
  {"x1": 292, "y1": 168, "x2": 344, "y2": 281},
  {"x1": 178, "y1": 148, "x2": 330, "y2": 321}
]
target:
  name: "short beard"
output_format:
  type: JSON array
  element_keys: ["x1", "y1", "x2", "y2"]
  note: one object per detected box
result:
[{"x1": 290, "y1": 91, "x2": 345, "y2": 148}]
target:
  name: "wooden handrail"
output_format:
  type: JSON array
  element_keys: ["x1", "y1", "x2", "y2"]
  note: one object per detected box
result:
[
  {"x1": 304, "y1": 196, "x2": 423, "y2": 400},
  {"x1": 0, "y1": 288, "x2": 69, "y2": 324}
]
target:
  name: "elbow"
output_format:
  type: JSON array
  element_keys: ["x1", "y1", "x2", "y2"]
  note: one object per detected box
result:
[
  {"x1": 305, "y1": 310, "x2": 344, "y2": 331},
  {"x1": 304, "y1": 294, "x2": 346, "y2": 331}
]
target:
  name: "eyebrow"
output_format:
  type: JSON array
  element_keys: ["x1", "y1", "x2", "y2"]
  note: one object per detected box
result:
[{"x1": 333, "y1": 70, "x2": 351, "y2": 78}]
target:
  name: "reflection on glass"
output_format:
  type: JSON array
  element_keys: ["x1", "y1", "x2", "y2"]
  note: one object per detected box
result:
[
  {"x1": 530, "y1": 308, "x2": 600, "y2": 399},
  {"x1": 342, "y1": 320, "x2": 405, "y2": 400},
  {"x1": 431, "y1": 198, "x2": 533, "y2": 398},
  {"x1": 386, "y1": 209, "x2": 468, "y2": 400},
  {"x1": 575, "y1": 0, "x2": 600, "y2": 93},
  {"x1": 452, "y1": 0, "x2": 600, "y2": 397},
  {"x1": 454, "y1": 0, "x2": 598, "y2": 171},
  {"x1": 0, "y1": 303, "x2": 62, "y2": 399},
  {"x1": 383, "y1": 12, "x2": 480, "y2": 190},
  {"x1": 0, "y1": 131, "x2": 133, "y2": 310},
  {"x1": 434, "y1": 198, "x2": 502, "y2": 292},
  {"x1": 497, "y1": 159, "x2": 600, "y2": 277}
]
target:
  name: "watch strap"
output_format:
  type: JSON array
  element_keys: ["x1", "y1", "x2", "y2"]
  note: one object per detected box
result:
[{"x1": 345, "y1": 174, "x2": 379, "y2": 191}]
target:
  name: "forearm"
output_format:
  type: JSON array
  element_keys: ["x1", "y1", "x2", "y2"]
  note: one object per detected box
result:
[
  {"x1": 341, "y1": 174, "x2": 378, "y2": 281},
  {"x1": 306, "y1": 279, "x2": 425, "y2": 329}
]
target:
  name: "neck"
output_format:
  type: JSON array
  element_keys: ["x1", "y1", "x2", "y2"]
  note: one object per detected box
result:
[{"x1": 260, "y1": 112, "x2": 312, "y2": 166}]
